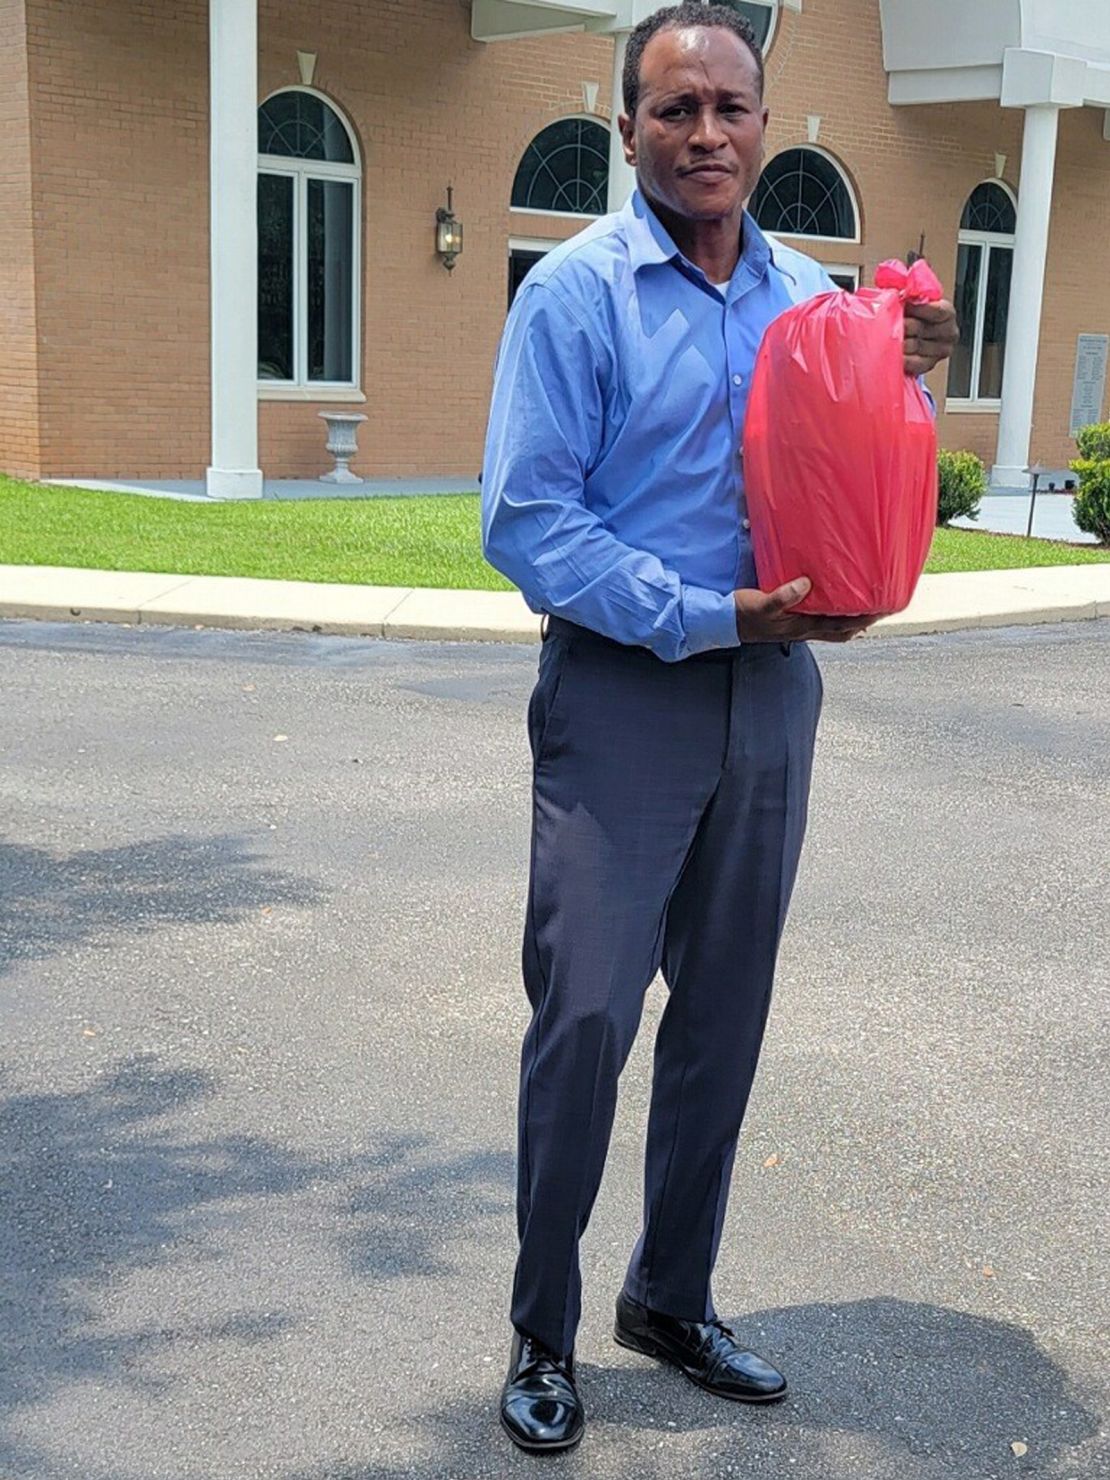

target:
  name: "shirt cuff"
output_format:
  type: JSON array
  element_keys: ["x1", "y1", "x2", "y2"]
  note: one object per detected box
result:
[{"x1": 681, "y1": 585, "x2": 741, "y2": 656}]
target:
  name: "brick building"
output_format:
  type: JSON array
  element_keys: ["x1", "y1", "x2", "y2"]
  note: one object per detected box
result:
[{"x1": 1, "y1": 0, "x2": 1108, "y2": 493}]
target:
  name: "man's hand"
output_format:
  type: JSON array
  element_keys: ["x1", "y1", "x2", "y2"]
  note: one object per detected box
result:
[
  {"x1": 904, "y1": 299, "x2": 959, "y2": 378},
  {"x1": 735, "y1": 577, "x2": 876, "y2": 643}
]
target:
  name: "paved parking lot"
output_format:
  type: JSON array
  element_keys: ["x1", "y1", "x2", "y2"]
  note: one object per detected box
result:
[{"x1": 0, "y1": 618, "x2": 1106, "y2": 1480}]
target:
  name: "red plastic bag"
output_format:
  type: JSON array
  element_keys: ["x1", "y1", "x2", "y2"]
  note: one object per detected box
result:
[{"x1": 743, "y1": 259, "x2": 943, "y2": 617}]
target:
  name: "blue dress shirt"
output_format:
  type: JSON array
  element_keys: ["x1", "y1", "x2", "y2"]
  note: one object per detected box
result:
[{"x1": 480, "y1": 187, "x2": 838, "y2": 663}]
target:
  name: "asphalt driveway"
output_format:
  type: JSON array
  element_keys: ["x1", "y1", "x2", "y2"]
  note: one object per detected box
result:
[{"x1": 0, "y1": 618, "x2": 1106, "y2": 1480}]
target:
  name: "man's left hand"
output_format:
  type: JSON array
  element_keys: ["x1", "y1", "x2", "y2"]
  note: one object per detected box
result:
[{"x1": 904, "y1": 300, "x2": 959, "y2": 378}]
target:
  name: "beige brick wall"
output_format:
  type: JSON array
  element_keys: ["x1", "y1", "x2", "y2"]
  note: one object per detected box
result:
[
  {"x1": 5, "y1": 0, "x2": 1109, "y2": 481},
  {"x1": 0, "y1": 0, "x2": 41, "y2": 478},
  {"x1": 25, "y1": 0, "x2": 212, "y2": 479},
  {"x1": 255, "y1": 2, "x2": 614, "y2": 479},
  {"x1": 19, "y1": 0, "x2": 612, "y2": 479}
]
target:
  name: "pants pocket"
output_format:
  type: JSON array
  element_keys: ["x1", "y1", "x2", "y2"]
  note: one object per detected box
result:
[{"x1": 528, "y1": 637, "x2": 572, "y2": 764}]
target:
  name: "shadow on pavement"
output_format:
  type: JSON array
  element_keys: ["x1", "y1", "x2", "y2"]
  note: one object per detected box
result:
[
  {"x1": 0, "y1": 1057, "x2": 514, "y2": 1480},
  {"x1": 0, "y1": 833, "x2": 325, "y2": 979},
  {"x1": 576, "y1": 1294, "x2": 1099, "y2": 1473},
  {"x1": 277, "y1": 1297, "x2": 1099, "y2": 1480},
  {"x1": 343, "y1": 1136, "x2": 513, "y2": 1281}
]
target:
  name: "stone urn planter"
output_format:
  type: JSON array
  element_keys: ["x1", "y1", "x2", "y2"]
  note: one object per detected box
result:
[{"x1": 318, "y1": 411, "x2": 368, "y2": 484}]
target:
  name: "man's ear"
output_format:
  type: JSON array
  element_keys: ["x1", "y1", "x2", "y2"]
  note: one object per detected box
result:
[{"x1": 619, "y1": 113, "x2": 635, "y2": 167}]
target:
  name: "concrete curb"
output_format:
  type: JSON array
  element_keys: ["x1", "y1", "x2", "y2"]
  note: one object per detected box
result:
[{"x1": 1, "y1": 563, "x2": 1108, "y2": 644}]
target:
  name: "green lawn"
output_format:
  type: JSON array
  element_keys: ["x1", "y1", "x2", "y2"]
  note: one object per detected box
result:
[
  {"x1": 927, "y1": 524, "x2": 1110, "y2": 571},
  {"x1": 0, "y1": 475, "x2": 1107, "y2": 590}
]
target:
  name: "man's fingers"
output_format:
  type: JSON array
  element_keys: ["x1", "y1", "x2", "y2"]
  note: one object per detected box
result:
[
  {"x1": 804, "y1": 615, "x2": 874, "y2": 640},
  {"x1": 764, "y1": 576, "x2": 812, "y2": 612},
  {"x1": 907, "y1": 299, "x2": 956, "y2": 324},
  {"x1": 913, "y1": 322, "x2": 958, "y2": 347},
  {"x1": 905, "y1": 354, "x2": 939, "y2": 377}
]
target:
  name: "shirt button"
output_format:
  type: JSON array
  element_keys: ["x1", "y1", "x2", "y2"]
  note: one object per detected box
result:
[
  {"x1": 742, "y1": 517, "x2": 752, "y2": 531},
  {"x1": 732, "y1": 373, "x2": 743, "y2": 386}
]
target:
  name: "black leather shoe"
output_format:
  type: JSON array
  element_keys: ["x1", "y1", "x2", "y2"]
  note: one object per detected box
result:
[
  {"x1": 499, "y1": 1330, "x2": 585, "y2": 1454},
  {"x1": 614, "y1": 1291, "x2": 787, "y2": 1403}
]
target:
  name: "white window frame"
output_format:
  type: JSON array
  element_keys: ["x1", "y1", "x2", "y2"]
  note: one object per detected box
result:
[
  {"x1": 257, "y1": 87, "x2": 362, "y2": 395},
  {"x1": 508, "y1": 236, "x2": 563, "y2": 254},
  {"x1": 947, "y1": 179, "x2": 1017, "y2": 413},
  {"x1": 726, "y1": 1, "x2": 780, "y2": 52},
  {"x1": 821, "y1": 262, "x2": 861, "y2": 289},
  {"x1": 509, "y1": 113, "x2": 610, "y2": 223}
]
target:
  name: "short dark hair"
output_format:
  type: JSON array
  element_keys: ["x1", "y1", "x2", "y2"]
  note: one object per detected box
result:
[{"x1": 622, "y1": 3, "x2": 765, "y2": 119}]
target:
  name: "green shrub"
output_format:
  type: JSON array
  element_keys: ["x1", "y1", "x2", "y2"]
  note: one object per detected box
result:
[
  {"x1": 937, "y1": 449, "x2": 986, "y2": 526},
  {"x1": 1075, "y1": 421, "x2": 1110, "y2": 462},
  {"x1": 1070, "y1": 454, "x2": 1110, "y2": 548}
]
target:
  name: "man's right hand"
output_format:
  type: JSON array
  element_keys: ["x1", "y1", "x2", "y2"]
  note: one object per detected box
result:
[{"x1": 734, "y1": 578, "x2": 877, "y2": 643}]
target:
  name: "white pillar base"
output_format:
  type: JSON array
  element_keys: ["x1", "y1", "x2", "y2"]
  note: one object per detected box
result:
[
  {"x1": 206, "y1": 465, "x2": 264, "y2": 500},
  {"x1": 990, "y1": 463, "x2": 1032, "y2": 491}
]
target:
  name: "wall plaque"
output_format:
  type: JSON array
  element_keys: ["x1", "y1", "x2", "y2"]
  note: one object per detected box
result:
[{"x1": 1070, "y1": 334, "x2": 1109, "y2": 438}]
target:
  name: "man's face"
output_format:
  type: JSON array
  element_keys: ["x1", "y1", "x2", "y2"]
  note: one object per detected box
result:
[{"x1": 621, "y1": 26, "x2": 768, "y2": 222}]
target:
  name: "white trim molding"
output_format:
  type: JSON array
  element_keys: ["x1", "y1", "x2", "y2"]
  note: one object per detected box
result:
[
  {"x1": 508, "y1": 235, "x2": 565, "y2": 253},
  {"x1": 258, "y1": 385, "x2": 367, "y2": 403},
  {"x1": 946, "y1": 401, "x2": 1002, "y2": 415},
  {"x1": 819, "y1": 262, "x2": 861, "y2": 288}
]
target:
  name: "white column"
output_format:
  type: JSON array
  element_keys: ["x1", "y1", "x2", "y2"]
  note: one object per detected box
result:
[
  {"x1": 608, "y1": 30, "x2": 636, "y2": 212},
  {"x1": 991, "y1": 105, "x2": 1061, "y2": 490},
  {"x1": 206, "y1": 0, "x2": 262, "y2": 500}
]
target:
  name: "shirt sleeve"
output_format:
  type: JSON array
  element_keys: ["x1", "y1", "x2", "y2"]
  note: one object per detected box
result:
[{"x1": 480, "y1": 283, "x2": 739, "y2": 664}]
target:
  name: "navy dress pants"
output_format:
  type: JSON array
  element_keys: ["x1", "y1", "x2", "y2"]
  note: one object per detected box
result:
[{"x1": 511, "y1": 618, "x2": 823, "y2": 1360}]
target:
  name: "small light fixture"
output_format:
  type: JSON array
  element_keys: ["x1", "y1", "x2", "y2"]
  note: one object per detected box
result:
[{"x1": 435, "y1": 184, "x2": 463, "y2": 272}]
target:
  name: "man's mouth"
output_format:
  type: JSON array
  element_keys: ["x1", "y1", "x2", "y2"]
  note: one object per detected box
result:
[{"x1": 682, "y1": 165, "x2": 733, "y2": 177}]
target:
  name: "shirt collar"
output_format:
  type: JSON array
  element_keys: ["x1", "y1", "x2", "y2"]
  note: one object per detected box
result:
[{"x1": 621, "y1": 185, "x2": 786, "y2": 285}]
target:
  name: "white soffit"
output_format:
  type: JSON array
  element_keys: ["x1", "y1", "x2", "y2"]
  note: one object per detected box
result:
[
  {"x1": 1022, "y1": 0, "x2": 1110, "y2": 66},
  {"x1": 471, "y1": 0, "x2": 616, "y2": 43},
  {"x1": 473, "y1": 0, "x2": 801, "y2": 44},
  {"x1": 887, "y1": 65, "x2": 1004, "y2": 106},
  {"x1": 881, "y1": 0, "x2": 1110, "y2": 106}
]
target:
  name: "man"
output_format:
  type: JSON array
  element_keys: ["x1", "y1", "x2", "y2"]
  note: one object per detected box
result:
[{"x1": 481, "y1": 3, "x2": 958, "y2": 1455}]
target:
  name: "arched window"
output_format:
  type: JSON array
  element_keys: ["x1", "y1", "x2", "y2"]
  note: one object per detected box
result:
[
  {"x1": 961, "y1": 181, "x2": 1017, "y2": 235},
  {"x1": 948, "y1": 181, "x2": 1016, "y2": 405},
  {"x1": 511, "y1": 118, "x2": 609, "y2": 217},
  {"x1": 719, "y1": 1, "x2": 779, "y2": 50},
  {"x1": 750, "y1": 147, "x2": 859, "y2": 241},
  {"x1": 257, "y1": 89, "x2": 361, "y2": 387}
]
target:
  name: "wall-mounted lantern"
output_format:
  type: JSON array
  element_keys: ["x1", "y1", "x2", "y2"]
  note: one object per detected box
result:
[{"x1": 436, "y1": 184, "x2": 463, "y2": 272}]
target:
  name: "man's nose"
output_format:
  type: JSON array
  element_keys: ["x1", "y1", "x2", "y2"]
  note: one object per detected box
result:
[{"x1": 689, "y1": 106, "x2": 728, "y2": 150}]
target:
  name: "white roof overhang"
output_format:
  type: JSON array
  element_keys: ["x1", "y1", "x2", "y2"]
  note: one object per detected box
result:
[
  {"x1": 471, "y1": 0, "x2": 802, "y2": 44},
  {"x1": 880, "y1": 0, "x2": 1110, "y2": 109}
]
